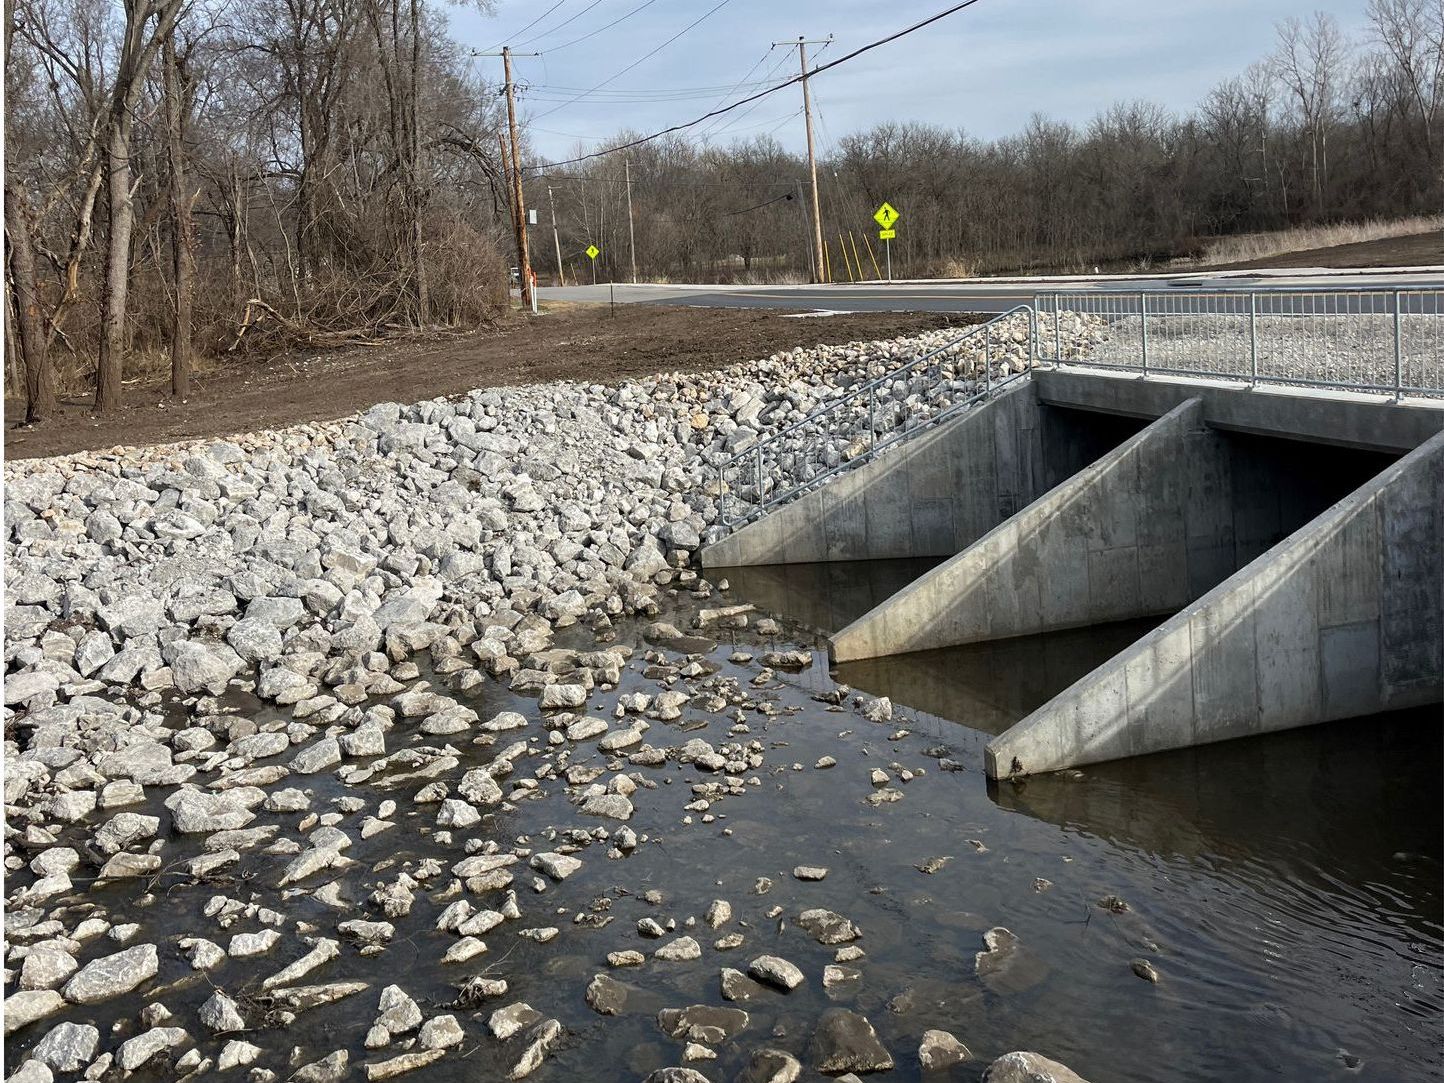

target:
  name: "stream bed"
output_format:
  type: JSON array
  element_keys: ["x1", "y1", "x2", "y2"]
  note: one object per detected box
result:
[{"x1": 5, "y1": 565, "x2": 1440, "y2": 1083}]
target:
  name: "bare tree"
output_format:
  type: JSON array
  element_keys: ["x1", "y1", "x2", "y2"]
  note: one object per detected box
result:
[
  {"x1": 1274, "y1": 13, "x2": 1348, "y2": 215},
  {"x1": 95, "y1": 0, "x2": 185, "y2": 411},
  {"x1": 163, "y1": 29, "x2": 195, "y2": 397}
]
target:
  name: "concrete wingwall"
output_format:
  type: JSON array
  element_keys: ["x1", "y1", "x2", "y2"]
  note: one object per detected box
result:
[
  {"x1": 701, "y1": 381, "x2": 1143, "y2": 568},
  {"x1": 830, "y1": 398, "x2": 1236, "y2": 661},
  {"x1": 984, "y1": 428, "x2": 1444, "y2": 778}
]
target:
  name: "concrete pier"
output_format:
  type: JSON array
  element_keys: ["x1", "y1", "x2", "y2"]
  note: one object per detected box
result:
[
  {"x1": 830, "y1": 398, "x2": 1399, "y2": 661},
  {"x1": 986, "y1": 428, "x2": 1443, "y2": 777},
  {"x1": 703, "y1": 369, "x2": 1444, "y2": 775},
  {"x1": 701, "y1": 382, "x2": 1144, "y2": 567}
]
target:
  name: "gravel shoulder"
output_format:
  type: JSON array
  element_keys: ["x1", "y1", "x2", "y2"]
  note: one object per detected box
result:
[{"x1": 3, "y1": 305, "x2": 973, "y2": 462}]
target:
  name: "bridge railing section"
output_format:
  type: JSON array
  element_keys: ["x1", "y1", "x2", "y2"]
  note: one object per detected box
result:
[
  {"x1": 714, "y1": 305, "x2": 1038, "y2": 530},
  {"x1": 1034, "y1": 286, "x2": 1444, "y2": 400}
]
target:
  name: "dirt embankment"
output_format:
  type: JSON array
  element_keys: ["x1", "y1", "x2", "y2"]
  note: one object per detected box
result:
[
  {"x1": 5, "y1": 305, "x2": 975, "y2": 462},
  {"x1": 1206, "y1": 229, "x2": 1442, "y2": 271}
]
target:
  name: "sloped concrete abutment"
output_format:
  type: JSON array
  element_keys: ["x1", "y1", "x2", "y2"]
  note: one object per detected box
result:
[{"x1": 701, "y1": 372, "x2": 1443, "y2": 775}]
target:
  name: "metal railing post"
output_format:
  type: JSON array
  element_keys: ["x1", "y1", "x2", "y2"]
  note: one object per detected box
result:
[
  {"x1": 1056, "y1": 294, "x2": 1065, "y2": 360},
  {"x1": 984, "y1": 327, "x2": 992, "y2": 394},
  {"x1": 1028, "y1": 305, "x2": 1037, "y2": 371},
  {"x1": 1393, "y1": 290, "x2": 1404, "y2": 402},
  {"x1": 754, "y1": 445, "x2": 763, "y2": 513},
  {"x1": 1139, "y1": 291, "x2": 1149, "y2": 377},
  {"x1": 718, "y1": 463, "x2": 727, "y2": 527},
  {"x1": 1249, "y1": 292, "x2": 1258, "y2": 388},
  {"x1": 868, "y1": 384, "x2": 876, "y2": 452}
]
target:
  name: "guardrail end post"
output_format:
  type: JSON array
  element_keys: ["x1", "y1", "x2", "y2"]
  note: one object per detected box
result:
[
  {"x1": 1393, "y1": 290, "x2": 1404, "y2": 403},
  {"x1": 1139, "y1": 291, "x2": 1149, "y2": 378}
]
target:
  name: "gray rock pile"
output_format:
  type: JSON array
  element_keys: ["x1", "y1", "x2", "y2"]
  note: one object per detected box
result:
[{"x1": 3, "y1": 319, "x2": 1112, "y2": 1081}]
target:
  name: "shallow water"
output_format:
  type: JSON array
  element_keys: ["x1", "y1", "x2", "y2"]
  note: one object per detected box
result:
[
  {"x1": 721, "y1": 558, "x2": 1444, "y2": 1081},
  {"x1": 6, "y1": 565, "x2": 1441, "y2": 1083}
]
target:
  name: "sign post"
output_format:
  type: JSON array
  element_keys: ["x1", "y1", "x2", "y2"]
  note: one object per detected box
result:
[
  {"x1": 873, "y1": 202, "x2": 900, "y2": 283},
  {"x1": 586, "y1": 243, "x2": 600, "y2": 286}
]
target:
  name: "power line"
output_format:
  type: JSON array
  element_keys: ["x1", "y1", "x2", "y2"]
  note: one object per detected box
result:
[
  {"x1": 529, "y1": 0, "x2": 735, "y2": 122},
  {"x1": 526, "y1": 0, "x2": 988, "y2": 173},
  {"x1": 513, "y1": 0, "x2": 605, "y2": 49},
  {"x1": 721, "y1": 190, "x2": 797, "y2": 216},
  {"x1": 691, "y1": 46, "x2": 778, "y2": 142},
  {"x1": 696, "y1": 51, "x2": 796, "y2": 143},
  {"x1": 537, "y1": 0, "x2": 663, "y2": 54},
  {"x1": 479, "y1": 0, "x2": 569, "y2": 54}
]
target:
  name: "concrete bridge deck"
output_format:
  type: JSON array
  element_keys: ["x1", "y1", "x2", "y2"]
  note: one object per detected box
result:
[{"x1": 702, "y1": 369, "x2": 1443, "y2": 777}]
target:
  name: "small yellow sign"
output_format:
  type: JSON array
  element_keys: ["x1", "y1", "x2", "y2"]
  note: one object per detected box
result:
[
  {"x1": 873, "y1": 202, "x2": 899, "y2": 229},
  {"x1": 586, "y1": 244, "x2": 600, "y2": 260},
  {"x1": 878, "y1": 228, "x2": 897, "y2": 240}
]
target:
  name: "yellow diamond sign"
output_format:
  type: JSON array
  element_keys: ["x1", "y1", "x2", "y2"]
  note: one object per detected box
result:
[
  {"x1": 586, "y1": 244, "x2": 600, "y2": 260},
  {"x1": 873, "y1": 202, "x2": 899, "y2": 229}
]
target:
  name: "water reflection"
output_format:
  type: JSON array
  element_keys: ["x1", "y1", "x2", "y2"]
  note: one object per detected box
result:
[
  {"x1": 717, "y1": 558, "x2": 943, "y2": 637},
  {"x1": 837, "y1": 621, "x2": 1156, "y2": 736},
  {"x1": 721, "y1": 556, "x2": 1444, "y2": 1081}
]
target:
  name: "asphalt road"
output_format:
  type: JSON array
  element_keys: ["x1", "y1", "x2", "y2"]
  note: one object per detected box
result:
[{"x1": 538, "y1": 270, "x2": 1444, "y2": 315}]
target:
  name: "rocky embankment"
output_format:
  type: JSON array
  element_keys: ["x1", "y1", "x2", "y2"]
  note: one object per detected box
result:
[{"x1": 3, "y1": 318, "x2": 1105, "y2": 1082}]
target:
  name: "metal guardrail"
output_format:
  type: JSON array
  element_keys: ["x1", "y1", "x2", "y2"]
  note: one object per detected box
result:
[
  {"x1": 714, "y1": 305, "x2": 1038, "y2": 529},
  {"x1": 1035, "y1": 286, "x2": 1444, "y2": 400},
  {"x1": 711, "y1": 286, "x2": 1443, "y2": 536}
]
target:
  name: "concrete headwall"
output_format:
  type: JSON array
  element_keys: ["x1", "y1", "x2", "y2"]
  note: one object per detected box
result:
[
  {"x1": 701, "y1": 382, "x2": 1142, "y2": 568},
  {"x1": 984, "y1": 428, "x2": 1444, "y2": 778},
  {"x1": 830, "y1": 399, "x2": 1236, "y2": 660}
]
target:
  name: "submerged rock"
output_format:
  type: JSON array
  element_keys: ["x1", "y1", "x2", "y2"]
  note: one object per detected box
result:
[
  {"x1": 983, "y1": 1051, "x2": 1092, "y2": 1083},
  {"x1": 61, "y1": 944, "x2": 158, "y2": 1005},
  {"x1": 809, "y1": 1008, "x2": 894, "y2": 1074}
]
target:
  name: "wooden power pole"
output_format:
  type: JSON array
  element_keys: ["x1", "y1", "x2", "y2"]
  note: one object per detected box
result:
[
  {"x1": 624, "y1": 157, "x2": 638, "y2": 284},
  {"x1": 478, "y1": 46, "x2": 538, "y2": 310},
  {"x1": 775, "y1": 35, "x2": 831, "y2": 284},
  {"x1": 548, "y1": 184, "x2": 564, "y2": 287}
]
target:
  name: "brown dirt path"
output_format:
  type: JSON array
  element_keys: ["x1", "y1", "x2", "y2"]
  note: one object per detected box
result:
[{"x1": 5, "y1": 304, "x2": 975, "y2": 462}]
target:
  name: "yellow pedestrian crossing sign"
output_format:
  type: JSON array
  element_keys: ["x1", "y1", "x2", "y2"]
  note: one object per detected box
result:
[
  {"x1": 878, "y1": 229, "x2": 896, "y2": 240},
  {"x1": 585, "y1": 244, "x2": 600, "y2": 260},
  {"x1": 873, "y1": 202, "x2": 899, "y2": 229}
]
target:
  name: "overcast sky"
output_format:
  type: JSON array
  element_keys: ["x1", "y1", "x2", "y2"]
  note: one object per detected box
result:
[{"x1": 446, "y1": 0, "x2": 1376, "y2": 162}]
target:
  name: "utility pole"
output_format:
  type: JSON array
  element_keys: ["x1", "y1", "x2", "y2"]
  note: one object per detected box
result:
[
  {"x1": 477, "y1": 46, "x2": 538, "y2": 310},
  {"x1": 624, "y1": 157, "x2": 638, "y2": 285},
  {"x1": 548, "y1": 184, "x2": 564, "y2": 287},
  {"x1": 775, "y1": 35, "x2": 830, "y2": 284}
]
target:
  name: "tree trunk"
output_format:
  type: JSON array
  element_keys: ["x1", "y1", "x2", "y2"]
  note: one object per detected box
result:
[
  {"x1": 96, "y1": 120, "x2": 133, "y2": 412},
  {"x1": 164, "y1": 36, "x2": 194, "y2": 399},
  {"x1": 409, "y1": 0, "x2": 427, "y2": 324},
  {"x1": 5, "y1": 178, "x2": 55, "y2": 421}
]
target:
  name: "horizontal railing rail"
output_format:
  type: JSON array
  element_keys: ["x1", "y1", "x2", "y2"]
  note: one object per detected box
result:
[
  {"x1": 709, "y1": 286, "x2": 1442, "y2": 539},
  {"x1": 713, "y1": 305, "x2": 1038, "y2": 530},
  {"x1": 1034, "y1": 286, "x2": 1444, "y2": 401}
]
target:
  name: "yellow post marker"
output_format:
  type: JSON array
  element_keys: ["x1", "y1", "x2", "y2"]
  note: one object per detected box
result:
[
  {"x1": 862, "y1": 232, "x2": 882, "y2": 280},
  {"x1": 838, "y1": 232, "x2": 855, "y2": 282},
  {"x1": 848, "y1": 231, "x2": 866, "y2": 280}
]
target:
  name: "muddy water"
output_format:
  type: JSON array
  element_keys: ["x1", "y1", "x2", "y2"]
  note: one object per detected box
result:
[
  {"x1": 7, "y1": 567, "x2": 1441, "y2": 1083},
  {"x1": 721, "y1": 559, "x2": 1444, "y2": 1081}
]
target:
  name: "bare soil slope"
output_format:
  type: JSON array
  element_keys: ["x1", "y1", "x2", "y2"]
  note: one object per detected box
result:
[
  {"x1": 5, "y1": 305, "x2": 973, "y2": 461},
  {"x1": 1208, "y1": 229, "x2": 1442, "y2": 271}
]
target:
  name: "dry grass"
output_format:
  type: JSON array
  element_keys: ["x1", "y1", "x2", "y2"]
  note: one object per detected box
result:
[{"x1": 1187, "y1": 215, "x2": 1444, "y2": 267}]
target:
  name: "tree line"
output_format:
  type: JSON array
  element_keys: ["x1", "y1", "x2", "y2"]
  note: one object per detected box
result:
[
  {"x1": 5, "y1": 0, "x2": 513, "y2": 420},
  {"x1": 530, "y1": 4, "x2": 1442, "y2": 285},
  {"x1": 5, "y1": 2, "x2": 1440, "y2": 422}
]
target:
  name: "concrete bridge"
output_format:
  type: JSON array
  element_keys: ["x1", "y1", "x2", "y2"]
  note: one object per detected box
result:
[{"x1": 702, "y1": 293, "x2": 1444, "y2": 777}]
